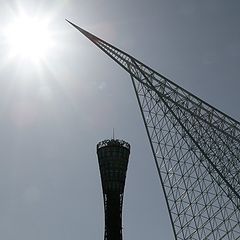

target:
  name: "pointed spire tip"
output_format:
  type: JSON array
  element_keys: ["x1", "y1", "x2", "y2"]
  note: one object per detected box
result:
[
  {"x1": 65, "y1": 19, "x2": 98, "y2": 41},
  {"x1": 65, "y1": 19, "x2": 84, "y2": 32}
]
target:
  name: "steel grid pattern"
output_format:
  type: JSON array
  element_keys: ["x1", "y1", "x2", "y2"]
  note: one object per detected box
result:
[{"x1": 68, "y1": 21, "x2": 240, "y2": 240}]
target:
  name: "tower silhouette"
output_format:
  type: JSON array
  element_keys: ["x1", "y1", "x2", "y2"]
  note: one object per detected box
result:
[
  {"x1": 97, "y1": 139, "x2": 130, "y2": 240},
  {"x1": 67, "y1": 20, "x2": 240, "y2": 240}
]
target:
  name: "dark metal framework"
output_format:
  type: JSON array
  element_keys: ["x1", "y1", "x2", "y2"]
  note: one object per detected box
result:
[
  {"x1": 97, "y1": 139, "x2": 130, "y2": 240},
  {"x1": 68, "y1": 20, "x2": 240, "y2": 240}
]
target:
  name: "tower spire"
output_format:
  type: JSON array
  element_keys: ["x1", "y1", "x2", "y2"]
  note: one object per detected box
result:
[{"x1": 68, "y1": 20, "x2": 240, "y2": 240}]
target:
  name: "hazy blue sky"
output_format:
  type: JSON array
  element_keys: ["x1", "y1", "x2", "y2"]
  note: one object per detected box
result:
[{"x1": 0, "y1": 0, "x2": 240, "y2": 239}]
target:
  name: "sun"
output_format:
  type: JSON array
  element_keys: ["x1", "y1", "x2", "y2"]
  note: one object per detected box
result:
[{"x1": 4, "y1": 13, "x2": 54, "y2": 62}]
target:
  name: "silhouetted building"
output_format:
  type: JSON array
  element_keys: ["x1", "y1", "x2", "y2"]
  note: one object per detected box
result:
[
  {"x1": 97, "y1": 139, "x2": 130, "y2": 240},
  {"x1": 69, "y1": 20, "x2": 240, "y2": 240}
]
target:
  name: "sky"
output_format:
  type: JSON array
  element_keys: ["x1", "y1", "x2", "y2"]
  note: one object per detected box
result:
[{"x1": 0, "y1": 0, "x2": 240, "y2": 239}]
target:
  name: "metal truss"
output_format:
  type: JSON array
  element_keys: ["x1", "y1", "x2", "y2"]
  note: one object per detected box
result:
[{"x1": 68, "y1": 20, "x2": 240, "y2": 240}]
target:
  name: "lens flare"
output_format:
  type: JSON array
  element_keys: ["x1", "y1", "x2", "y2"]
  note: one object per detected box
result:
[{"x1": 4, "y1": 14, "x2": 54, "y2": 61}]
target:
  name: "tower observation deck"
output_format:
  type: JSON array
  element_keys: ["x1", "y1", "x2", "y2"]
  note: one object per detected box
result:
[{"x1": 97, "y1": 139, "x2": 130, "y2": 240}]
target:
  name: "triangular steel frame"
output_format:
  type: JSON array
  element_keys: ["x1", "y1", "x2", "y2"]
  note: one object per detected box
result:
[{"x1": 67, "y1": 20, "x2": 240, "y2": 240}]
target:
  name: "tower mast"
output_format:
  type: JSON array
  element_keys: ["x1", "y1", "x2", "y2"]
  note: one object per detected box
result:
[
  {"x1": 68, "y1": 20, "x2": 240, "y2": 240},
  {"x1": 97, "y1": 139, "x2": 130, "y2": 240}
]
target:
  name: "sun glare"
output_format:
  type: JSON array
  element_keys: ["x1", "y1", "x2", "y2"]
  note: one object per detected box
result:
[{"x1": 4, "y1": 14, "x2": 54, "y2": 61}]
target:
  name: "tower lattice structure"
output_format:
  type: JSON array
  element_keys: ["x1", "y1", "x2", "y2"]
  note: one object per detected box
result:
[
  {"x1": 68, "y1": 20, "x2": 240, "y2": 240},
  {"x1": 97, "y1": 139, "x2": 130, "y2": 240}
]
